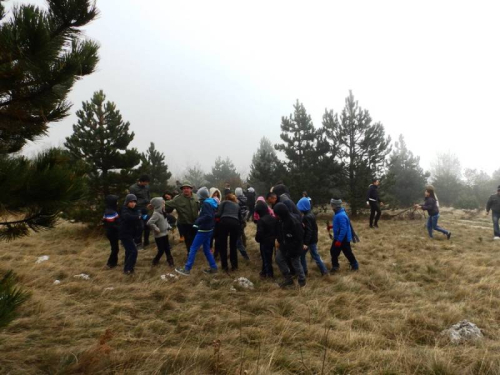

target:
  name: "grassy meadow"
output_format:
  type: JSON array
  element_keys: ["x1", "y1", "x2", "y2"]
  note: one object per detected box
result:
[{"x1": 1, "y1": 208, "x2": 500, "y2": 374}]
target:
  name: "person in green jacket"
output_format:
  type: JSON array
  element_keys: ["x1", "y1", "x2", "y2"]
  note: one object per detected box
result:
[{"x1": 165, "y1": 181, "x2": 199, "y2": 255}]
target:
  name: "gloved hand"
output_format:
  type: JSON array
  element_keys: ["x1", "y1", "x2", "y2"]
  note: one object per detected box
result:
[
  {"x1": 142, "y1": 214, "x2": 148, "y2": 220},
  {"x1": 334, "y1": 240, "x2": 342, "y2": 248}
]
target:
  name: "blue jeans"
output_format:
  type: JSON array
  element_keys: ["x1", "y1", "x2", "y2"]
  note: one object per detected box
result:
[
  {"x1": 300, "y1": 243, "x2": 328, "y2": 275},
  {"x1": 427, "y1": 214, "x2": 449, "y2": 238},
  {"x1": 493, "y1": 213, "x2": 500, "y2": 237},
  {"x1": 237, "y1": 238, "x2": 249, "y2": 259},
  {"x1": 185, "y1": 230, "x2": 217, "y2": 271},
  {"x1": 121, "y1": 238, "x2": 137, "y2": 273}
]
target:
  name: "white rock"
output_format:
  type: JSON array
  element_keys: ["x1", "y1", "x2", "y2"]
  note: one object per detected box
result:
[
  {"x1": 441, "y1": 320, "x2": 483, "y2": 344},
  {"x1": 234, "y1": 277, "x2": 254, "y2": 289},
  {"x1": 104, "y1": 287, "x2": 114, "y2": 291},
  {"x1": 161, "y1": 273, "x2": 179, "y2": 281},
  {"x1": 230, "y1": 286, "x2": 237, "y2": 292},
  {"x1": 73, "y1": 273, "x2": 90, "y2": 280},
  {"x1": 53, "y1": 280, "x2": 61, "y2": 285},
  {"x1": 36, "y1": 255, "x2": 49, "y2": 264}
]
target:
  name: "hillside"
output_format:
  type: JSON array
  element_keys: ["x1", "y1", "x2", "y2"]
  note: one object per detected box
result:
[{"x1": 1, "y1": 209, "x2": 499, "y2": 374}]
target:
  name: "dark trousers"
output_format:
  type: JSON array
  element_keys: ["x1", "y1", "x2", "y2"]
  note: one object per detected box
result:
[
  {"x1": 153, "y1": 235, "x2": 173, "y2": 265},
  {"x1": 135, "y1": 208, "x2": 150, "y2": 246},
  {"x1": 106, "y1": 231, "x2": 120, "y2": 268},
  {"x1": 369, "y1": 201, "x2": 381, "y2": 227},
  {"x1": 259, "y1": 243, "x2": 274, "y2": 277},
  {"x1": 121, "y1": 238, "x2": 138, "y2": 273},
  {"x1": 330, "y1": 240, "x2": 357, "y2": 269},
  {"x1": 178, "y1": 224, "x2": 197, "y2": 255},
  {"x1": 219, "y1": 218, "x2": 240, "y2": 270},
  {"x1": 276, "y1": 249, "x2": 305, "y2": 282},
  {"x1": 247, "y1": 206, "x2": 255, "y2": 222}
]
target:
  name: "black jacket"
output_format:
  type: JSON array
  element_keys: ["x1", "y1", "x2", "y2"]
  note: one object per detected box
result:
[
  {"x1": 421, "y1": 197, "x2": 439, "y2": 216},
  {"x1": 102, "y1": 195, "x2": 120, "y2": 235},
  {"x1": 255, "y1": 204, "x2": 277, "y2": 247},
  {"x1": 217, "y1": 200, "x2": 242, "y2": 223},
  {"x1": 486, "y1": 193, "x2": 500, "y2": 214},
  {"x1": 366, "y1": 184, "x2": 380, "y2": 203},
  {"x1": 129, "y1": 183, "x2": 151, "y2": 209},
  {"x1": 302, "y1": 211, "x2": 318, "y2": 246},
  {"x1": 245, "y1": 190, "x2": 256, "y2": 209},
  {"x1": 274, "y1": 203, "x2": 304, "y2": 257},
  {"x1": 119, "y1": 205, "x2": 142, "y2": 240}
]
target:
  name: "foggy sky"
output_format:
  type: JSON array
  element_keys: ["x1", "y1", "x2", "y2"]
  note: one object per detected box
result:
[{"x1": 8, "y1": 0, "x2": 500, "y2": 178}]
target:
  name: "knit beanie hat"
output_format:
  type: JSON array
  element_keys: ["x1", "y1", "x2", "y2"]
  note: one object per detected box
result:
[
  {"x1": 197, "y1": 187, "x2": 210, "y2": 200},
  {"x1": 124, "y1": 194, "x2": 137, "y2": 205},
  {"x1": 330, "y1": 198, "x2": 342, "y2": 207}
]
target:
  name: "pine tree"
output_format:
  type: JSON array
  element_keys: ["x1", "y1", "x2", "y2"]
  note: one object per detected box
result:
[
  {"x1": 248, "y1": 137, "x2": 286, "y2": 194},
  {"x1": 0, "y1": 271, "x2": 30, "y2": 330},
  {"x1": 205, "y1": 157, "x2": 242, "y2": 190},
  {"x1": 183, "y1": 164, "x2": 208, "y2": 189},
  {"x1": 431, "y1": 152, "x2": 463, "y2": 207},
  {"x1": 138, "y1": 142, "x2": 172, "y2": 195},
  {"x1": 64, "y1": 90, "x2": 141, "y2": 221},
  {"x1": 0, "y1": 0, "x2": 99, "y2": 154},
  {"x1": 324, "y1": 91, "x2": 391, "y2": 215},
  {"x1": 384, "y1": 135, "x2": 428, "y2": 208}
]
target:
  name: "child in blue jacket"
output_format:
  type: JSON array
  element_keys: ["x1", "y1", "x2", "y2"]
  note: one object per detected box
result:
[
  {"x1": 329, "y1": 198, "x2": 359, "y2": 273},
  {"x1": 176, "y1": 187, "x2": 218, "y2": 275}
]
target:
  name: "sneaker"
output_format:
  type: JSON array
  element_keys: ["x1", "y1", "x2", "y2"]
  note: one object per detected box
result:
[
  {"x1": 494, "y1": 237, "x2": 500, "y2": 241},
  {"x1": 203, "y1": 268, "x2": 218, "y2": 274},
  {"x1": 374, "y1": 224, "x2": 379, "y2": 228},
  {"x1": 350, "y1": 262, "x2": 359, "y2": 271},
  {"x1": 446, "y1": 232, "x2": 452, "y2": 240},
  {"x1": 298, "y1": 279, "x2": 306, "y2": 287},
  {"x1": 175, "y1": 267, "x2": 190, "y2": 276},
  {"x1": 279, "y1": 279, "x2": 294, "y2": 288},
  {"x1": 124, "y1": 270, "x2": 134, "y2": 275},
  {"x1": 330, "y1": 267, "x2": 339, "y2": 274}
]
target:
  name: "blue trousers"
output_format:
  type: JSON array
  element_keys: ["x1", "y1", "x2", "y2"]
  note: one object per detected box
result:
[
  {"x1": 121, "y1": 238, "x2": 137, "y2": 273},
  {"x1": 300, "y1": 243, "x2": 328, "y2": 275},
  {"x1": 185, "y1": 230, "x2": 217, "y2": 271},
  {"x1": 492, "y1": 212, "x2": 500, "y2": 237},
  {"x1": 427, "y1": 214, "x2": 449, "y2": 238}
]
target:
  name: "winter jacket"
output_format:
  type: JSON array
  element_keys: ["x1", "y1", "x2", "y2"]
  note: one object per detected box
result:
[
  {"x1": 194, "y1": 198, "x2": 218, "y2": 231},
  {"x1": 272, "y1": 184, "x2": 290, "y2": 198},
  {"x1": 164, "y1": 193, "x2": 199, "y2": 225},
  {"x1": 255, "y1": 203, "x2": 277, "y2": 247},
  {"x1": 217, "y1": 200, "x2": 242, "y2": 223},
  {"x1": 302, "y1": 212, "x2": 319, "y2": 246},
  {"x1": 102, "y1": 195, "x2": 120, "y2": 235},
  {"x1": 235, "y1": 189, "x2": 249, "y2": 219},
  {"x1": 274, "y1": 203, "x2": 304, "y2": 257},
  {"x1": 279, "y1": 194, "x2": 301, "y2": 221},
  {"x1": 147, "y1": 197, "x2": 171, "y2": 238},
  {"x1": 129, "y1": 183, "x2": 151, "y2": 209},
  {"x1": 486, "y1": 193, "x2": 500, "y2": 214},
  {"x1": 245, "y1": 188, "x2": 256, "y2": 209},
  {"x1": 366, "y1": 184, "x2": 380, "y2": 203},
  {"x1": 333, "y1": 208, "x2": 352, "y2": 243},
  {"x1": 253, "y1": 197, "x2": 274, "y2": 221},
  {"x1": 420, "y1": 197, "x2": 439, "y2": 216},
  {"x1": 119, "y1": 204, "x2": 142, "y2": 240},
  {"x1": 209, "y1": 187, "x2": 222, "y2": 200}
]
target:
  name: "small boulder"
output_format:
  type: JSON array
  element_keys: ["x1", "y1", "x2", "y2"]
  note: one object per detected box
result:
[
  {"x1": 441, "y1": 320, "x2": 483, "y2": 344},
  {"x1": 36, "y1": 255, "x2": 49, "y2": 264},
  {"x1": 234, "y1": 277, "x2": 254, "y2": 289},
  {"x1": 53, "y1": 280, "x2": 61, "y2": 285},
  {"x1": 73, "y1": 273, "x2": 90, "y2": 280},
  {"x1": 161, "y1": 274, "x2": 179, "y2": 281}
]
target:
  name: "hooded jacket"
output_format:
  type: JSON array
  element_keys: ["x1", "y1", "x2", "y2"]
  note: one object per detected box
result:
[
  {"x1": 280, "y1": 194, "x2": 301, "y2": 220},
  {"x1": 333, "y1": 207, "x2": 353, "y2": 243},
  {"x1": 236, "y1": 188, "x2": 249, "y2": 218},
  {"x1": 194, "y1": 197, "x2": 218, "y2": 231},
  {"x1": 253, "y1": 196, "x2": 275, "y2": 221},
  {"x1": 255, "y1": 201, "x2": 277, "y2": 246},
  {"x1": 209, "y1": 187, "x2": 222, "y2": 200},
  {"x1": 164, "y1": 193, "x2": 199, "y2": 225},
  {"x1": 147, "y1": 197, "x2": 171, "y2": 238},
  {"x1": 119, "y1": 194, "x2": 142, "y2": 240},
  {"x1": 103, "y1": 195, "x2": 120, "y2": 234},
  {"x1": 129, "y1": 183, "x2": 151, "y2": 209},
  {"x1": 297, "y1": 198, "x2": 318, "y2": 246},
  {"x1": 274, "y1": 202, "x2": 304, "y2": 257}
]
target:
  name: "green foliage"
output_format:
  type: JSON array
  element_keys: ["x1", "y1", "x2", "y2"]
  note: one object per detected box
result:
[
  {"x1": 0, "y1": 148, "x2": 86, "y2": 240},
  {"x1": 431, "y1": 152, "x2": 463, "y2": 207},
  {"x1": 383, "y1": 135, "x2": 429, "y2": 208},
  {"x1": 138, "y1": 142, "x2": 172, "y2": 195},
  {"x1": 205, "y1": 157, "x2": 241, "y2": 190},
  {"x1": 248, "y1": 137, "x2": 286, "y2": 195},
  {"x1": 183, "y1": 164, "x2": 207, "y2": 190},
  {"x1": 64, "y1": 90, "x2": 140, "y2": 223},
  {"x1": 0, "y1": 270, "x2": 30, "y2": 330},
  {"x1": 323, "y1": 91, "x2": 391, "y2": 214},
  {"x1": 0, "y1": 0, "x2": 99, "y2": 154}
]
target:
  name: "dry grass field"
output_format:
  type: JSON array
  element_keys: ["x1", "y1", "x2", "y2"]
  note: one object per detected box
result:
[{"x1": 1, "y1": 208, "x2": 500, "y2": 374}]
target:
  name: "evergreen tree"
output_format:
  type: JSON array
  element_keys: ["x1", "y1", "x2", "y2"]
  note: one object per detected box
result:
[
  {"x1": 205, "y1": 157, "x2": 242, "y2": 190},
  {"x1": 183, "y1": 164, "x2": 208, "y2": 189},
  {"x1": 138, "y1": 142, "x2": 172, "y2": 195},
  {"x1": 431, "y1": 152, "x2": 462, "y2": 207},
  {"x1": 0, "y1": 271, "x2": 30, "y2": 330},
  {"x1": 64, "y1": 90, "x2": 140, "y2": 222},
  {"x1": 455, "y1": 168, "x2": 492, "y2": 209},
  {"x1": 384, "y1": 135, "x2": 428, "y2": 208},
  {"x1": 324, "y1": 91, "x2": 391, "y2": 215},
  {"x1": 248, "y1": 137, "x2": 286, "y2": 194},
  {"x1": 0, "y1": 0, "x2": 99, "y2": 154}
]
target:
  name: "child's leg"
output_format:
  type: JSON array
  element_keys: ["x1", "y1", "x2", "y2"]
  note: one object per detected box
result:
[
  {"x1": 259, "y1": 244, "x2": 266, "y2": 275},
  {"x1": 330, "y1": 242, "x2": 341, "y2": 269},
  {"x1": 300, "y1": 251, "x2": 308, "y2": 275},
  {"x1": 290, "y1": 255, "x2": 306, "y2": 283},
  {"x1": 341, "y1": 241, "x2": 358, "y2": 267},
  {"x1": 122, "y1": 238, "x2": 137, "y2": 273},
  {"x1": 107, "y1": 231, "x2": 119, "y2": 267},
  {"x1": 275, "y1": 248, "x2": 292, "y2": 280},
  {"x1": 309, "y1": 243, "x2": 328, "y2": 275},
  {"x1": 185, "y1": 232, "x2": 204, "y2": 271},
  {"x1": 164, "y1": 236, "x2": 174, "y2": 265},
  {"x1": 432, "y1": 214, "x2": 449, "y2": 236},
  {"x1": 427, "y1": 216, "x2": 434, "y2": 238},
  {"x1": 263, "y1": 244, "x2": 274, "y2": 277},
  {"x1": 152, "y1": 236, "x2": 165, "y2": 264},
  {"x1": 201, "y1": 231, "x2": 217, "y2": 269}
]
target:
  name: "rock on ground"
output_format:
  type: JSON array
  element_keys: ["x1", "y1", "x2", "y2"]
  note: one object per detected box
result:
[{"x1": 441, "y1": 320, "x2": 483, "y2": 344}]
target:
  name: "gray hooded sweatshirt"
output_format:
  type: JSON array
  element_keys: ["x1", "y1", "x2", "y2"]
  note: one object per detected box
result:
[{"x1": 147, "y1": 197, "x2": 171, "y2": 238}]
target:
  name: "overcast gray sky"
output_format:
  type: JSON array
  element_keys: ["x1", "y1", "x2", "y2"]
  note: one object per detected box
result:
[{"x1": 8, "y1": 0, "x2": 500, "y2": 178}]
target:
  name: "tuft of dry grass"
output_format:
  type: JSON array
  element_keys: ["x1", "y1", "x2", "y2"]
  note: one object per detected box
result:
[{"x1": 1, "y1": 209, "x2": 500, "y2": 374}]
